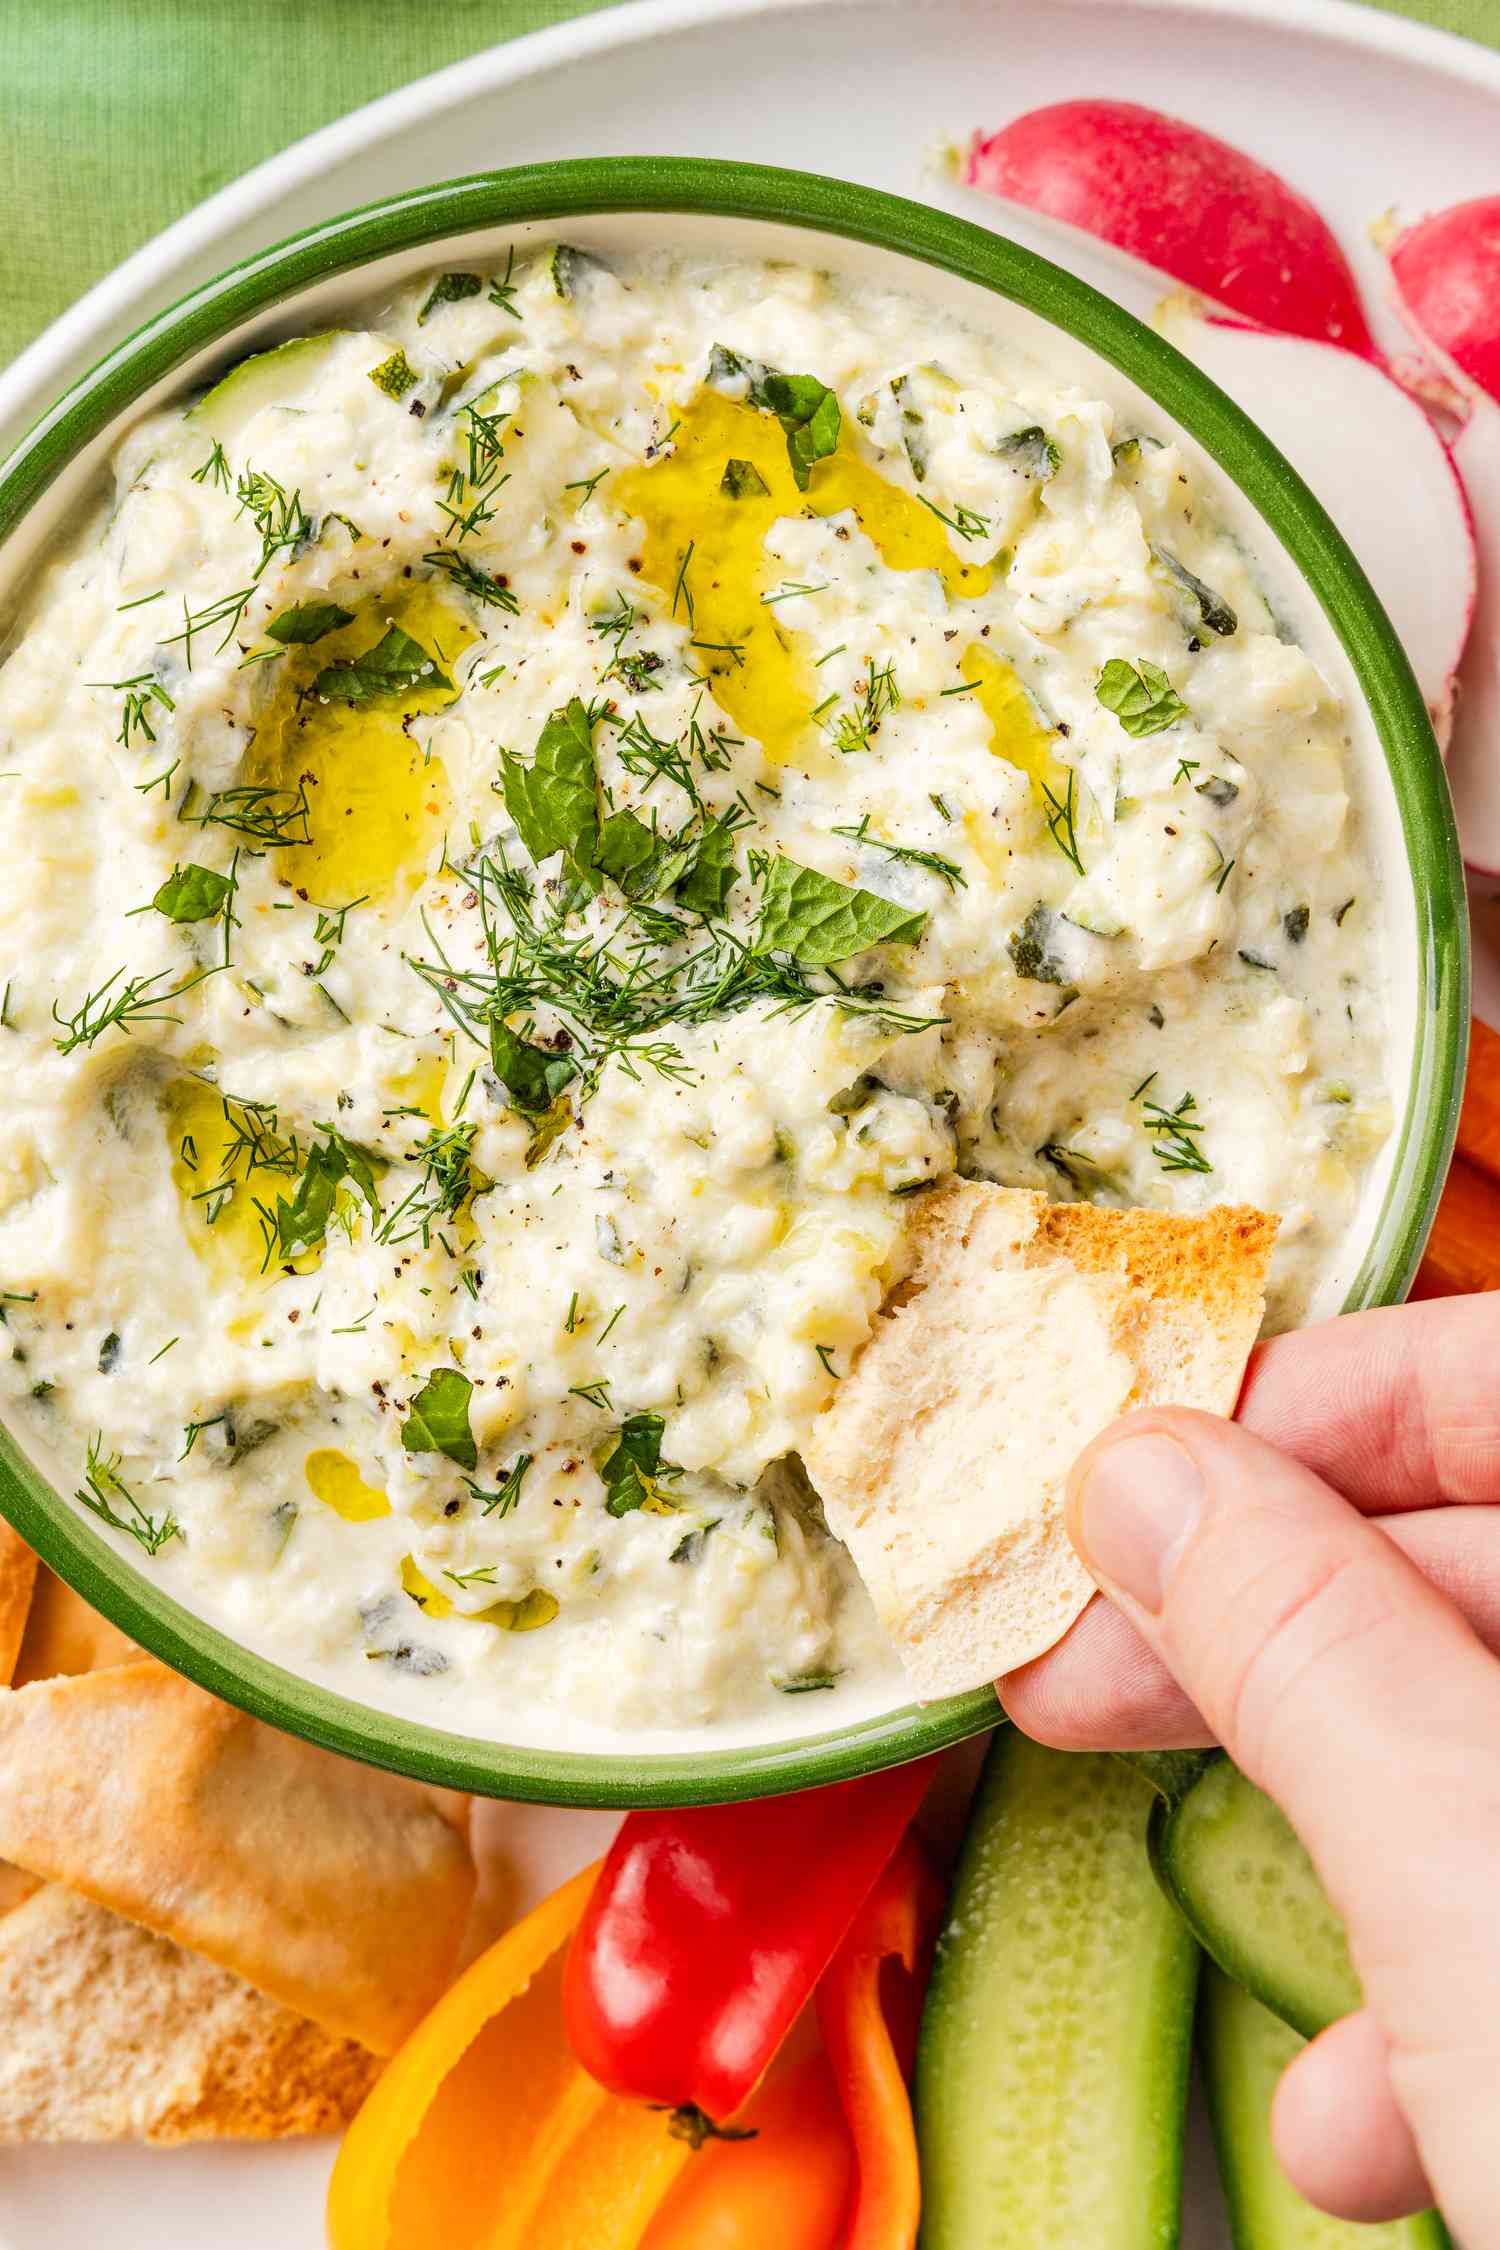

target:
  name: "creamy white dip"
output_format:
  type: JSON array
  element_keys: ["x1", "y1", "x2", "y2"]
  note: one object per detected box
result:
[{"x1": 0, "y1": 246, "x2": 1390, "y2": 1739}]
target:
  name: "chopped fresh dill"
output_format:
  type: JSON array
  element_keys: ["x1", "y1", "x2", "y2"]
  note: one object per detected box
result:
[
  {"x1": 1039, "y1": 768, "x2": 1085, "y2": 876},
  {"x1": 918, "y1": 494, "x2": 991, "y2": 542},
  {"x1": 464, "y1": 1452, "x2": 532, "y2": 1518},
  {"x1": 487, "y1": 247, "x2": 523, "y2": 318},
  {"x1": 52, "y1": 963, "x2": 215, "y2": 1055},
  {"x1": 1138, "y1": 1085, "x2": 1212, "y2": 1174},
  {"x1": 76, "y1": 1435, "x2": 180, "y2": 1556},
  {"x1": 830, "y1": 813, "x2": 965, "y2": 891}
]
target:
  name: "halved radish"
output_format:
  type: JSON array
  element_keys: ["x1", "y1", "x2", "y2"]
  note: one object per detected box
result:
[
  {"x1": 966, "y1": 101, "x2": 1376, "y2": 357},
  {"x1": 1156, "y1": 306, "x2": 1474, "y2": 735},
  {"x1": 1390, "y1": 197, "x2": 1500, "y2": 407},
  {"x1": 1445, "y1": 397, "x2": 1500, "y2": 874}
]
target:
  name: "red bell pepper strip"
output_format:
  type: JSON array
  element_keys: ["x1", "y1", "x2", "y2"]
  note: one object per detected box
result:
[
  {"x1": 816, "y1": 1829, "x2": 946, "y2": 2250},
  {"x1": 563, "y1": 1757, "x2": 937, "y2": 2128}
]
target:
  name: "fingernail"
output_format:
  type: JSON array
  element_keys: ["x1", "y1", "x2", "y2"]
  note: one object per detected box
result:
[{"x1": 1071, "y1": 1431, "x2": 1205, "y2": 1612}]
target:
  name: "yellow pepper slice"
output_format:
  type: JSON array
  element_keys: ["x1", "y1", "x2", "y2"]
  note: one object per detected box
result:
[{"x1": 326, "y1": 1861, "x2": 693, "y2": 2250}]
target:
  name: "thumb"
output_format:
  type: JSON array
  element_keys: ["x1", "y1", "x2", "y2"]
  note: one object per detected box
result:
[{"x1": 1067, "y1": 1408, "x2": 1500, "y2": 2243}]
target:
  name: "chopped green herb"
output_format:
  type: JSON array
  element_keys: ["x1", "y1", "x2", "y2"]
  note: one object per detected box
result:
[
  {"x1": 1095, "y1": 657, "x2": 1188, "y2": 738},
  {"x1": 418, "y1": 272, "x2": 483, "y2": 323},
  {"x1": 487, "y1": 247, "x2": 523, "y2": 318},
  {"x1": 918, "y1": 494, "x2": 991, "y2": 543},
  {"x1": 489, "y1": 1019, "x2": 579, "y2": 1114},
  {"x1": 599, "y1": 1411, "x2": 684, "y2": 1516},
  {"x1": 464, "y1": 1452, "x2": 532, "y2": 1518},
  {"x1": 263, "y1": 1129, "x2": 381, "y2": 1264},
  {"x1": 755, "y1": 856, "x2": 926, "y2": 966},
  {"x1": 831, "y1": 813, "x2": 965, "y2": 892},
  {"x1": 499, "y1": 698, "x2": 600, "y2": 877},
  {"x1": 310, "y1": 625, "x2": 453, "y2": 707},
  {"x1": 152, "y1": 864, "x2": 234, "y2": 925},
  {"x1": 402, "y1": 1367, "x2": 477, "y2": 1471},
  {"x1": 76, "y1": 1436, "x2": 180, "y2": 1557},
  {"x1": 52, "y1": 963, "x2": 215, "y2": 1056},
  {"x1": 1138, "y1": 1086, "x2": 1212, "y2": 1175},
  {"x1": 1283, "y1": 905, "x2": 1311, "y2": 944},
  {"x1": 771, "y1": 1671, "x2": 841, "y2": 1694},
  {"x1": 266, "y1": 600, "x2": 354, "y2": 646},
  {"x1": 706, "y1": 343, "x2": 841, "y2": 490}
]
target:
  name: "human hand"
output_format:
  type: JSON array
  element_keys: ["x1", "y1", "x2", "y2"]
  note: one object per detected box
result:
[{"x1": 1000, "y1": 1294, "x2": 1500, "y2": 2241}]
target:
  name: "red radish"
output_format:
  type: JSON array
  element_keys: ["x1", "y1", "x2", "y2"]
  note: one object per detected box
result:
[
  {"x1": 1156, "y1": 305, "x2": 1474, "y2": 735},
  {"x1": 1390, "y1": 197, "x2": 1500, "y2": 407},
  {"x1": 1445, "y1": 396, "x2": 1500, "y2": 875},
  {"x1": 966, "y1": 101, "x2": 1376, "y2": 357}
]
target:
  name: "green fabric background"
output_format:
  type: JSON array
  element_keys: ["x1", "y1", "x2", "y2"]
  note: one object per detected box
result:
[{"x1": 0, "y1": 0, "x2": 1495, "y2": 374}]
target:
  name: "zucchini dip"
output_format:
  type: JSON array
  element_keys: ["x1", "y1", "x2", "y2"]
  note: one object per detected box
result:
[{"x1": 0, "y1": 247, "x2": 1389, "y2": 1741}]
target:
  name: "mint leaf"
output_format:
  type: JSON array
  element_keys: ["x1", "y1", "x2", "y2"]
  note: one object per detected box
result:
[
  {"x1": 1150, "y1": 546, "x2": 1237, "y2": 637},
  {"x1": 756, "y1": 856, "x2": 926, "y2": 965},
  {"x1": 310, "y1": 625, "x2": 453, "y2": 707},
  {"x1": 266, "y1": 600, "x2": 354, "y2": 645},
  {"x1": 500, "y1": 698, "x2": 599, "y2": 876},
  {"x1": 402, "y1": 1367, "x2": 477, "y2": 1470},
  {"x1": 721, "y1": 457, "x2": 770, "y2": 500},
  {"x1": 600, "y1": 1412, "x2": 683, "y2": 1517},
  {"x1": 595, "y1": 810, "x2": 696, "y2": 902},
  {"x1": 418, "y1": 272, "x2": 482, "y2": 324},
  {"x1": 707, "y1": 344, "x2": 840, "y2": 491},
  {"x1": 1096, "y1": 657, "x2": 1189, "y2": 738},
  {"x1": 369, "y1": 349, "x2": 420, "y2": 401},
  {"x1": 152, "y1": 864, "x2": 233, "y2": 923},
  {"x1": 269, "y1": 1129, "x2": 381, "y2": 1261},
  {"x1": 489, "y1": 1020, "x2": 579, "y2": 1114},
  {"x1": 675, "y1": 815, "x2": 741, "y2": 917},
  {"x1": 595, "y1": 810, "x2": 665, "y2": 895}
]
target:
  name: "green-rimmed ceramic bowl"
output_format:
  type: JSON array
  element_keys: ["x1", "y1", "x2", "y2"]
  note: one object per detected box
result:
[{"x1": 0, "y1": 159, "x2": 1468, "y2": 1806}]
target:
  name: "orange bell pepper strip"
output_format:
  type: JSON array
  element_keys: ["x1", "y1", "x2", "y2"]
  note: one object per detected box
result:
[
  {"x1": 638, "y1": 2034, "x2": 856, "y2": 2250},
  {"x1": 326, "y1": 1860, "x2": 693, "y2": 2250},
  {"x1": 815, "y1": 1830, "x2": 946, "y2": 2250}
]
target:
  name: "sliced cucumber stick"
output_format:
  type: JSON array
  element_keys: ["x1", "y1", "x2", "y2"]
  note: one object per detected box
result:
[
  {"x1": 916, "y1": 1730, "x2": 1198, "y2": 2248},
  {"x1": 1148, "y1": 1755, "x2": 1358, "y2": 2038},
  {"x1": 1201, "y1": 1966, "x2": 1451, "y2": 2249}
]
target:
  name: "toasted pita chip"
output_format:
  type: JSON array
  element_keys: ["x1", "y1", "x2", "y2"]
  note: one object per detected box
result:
[
  {"x1": 0, "y1": 1883, "x2": 378, "y2": 2143},
  {"x1": 12, "y1": 1563, "x2": 136, "y2": 1686},
  {"x1": 802, "y1": 1184, "x2": 1276, "y2": 1698},
  {"x1": 0, "y1": 1523, "x2": 37, "y2": 1688},
  {"x1": 0, "y1": 1659, "x2": 474, "y2": 2052}
]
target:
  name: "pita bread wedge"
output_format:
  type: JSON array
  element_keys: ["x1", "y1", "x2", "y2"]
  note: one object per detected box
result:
[
  {"x1": 0, "y1": 1522, "x2": 37, "y2": 1687},
  {"x1": 12, "y1": 1562, "x2": 136, "y2": 1686},
  {"x1": 0, "y1": 1658, "x2": 474, "y2": 2053},
  {"x1": 0, "y1": 1883, "x2": 377, "y2": 2144},
  {"x1": 802, "y1": 1183, "x2": 1277, "y2": 1698}
]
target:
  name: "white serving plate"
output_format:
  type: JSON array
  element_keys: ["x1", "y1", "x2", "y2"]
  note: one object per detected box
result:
[{"x1": 0, "y1": 1, "x2": 1493, "y2": 2240}]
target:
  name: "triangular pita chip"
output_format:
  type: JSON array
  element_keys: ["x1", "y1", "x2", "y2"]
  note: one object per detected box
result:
[
  {"x1": 802, "y1": 1183, "x2": 1276, "y2": 1698},
  {"x1": 0, "y1": 1882, "x2": 377, "y2": 2144},
  {"x1": 0, "y1": 1522, "x2": 37, "y2": 1686},
  {"x1": 0, "y1": 1658, "x2": 474, "y2": 2053}
]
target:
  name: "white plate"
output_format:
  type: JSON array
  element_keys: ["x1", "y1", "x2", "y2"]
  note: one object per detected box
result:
[{"x1": 1, "y1": 1, "x2": 1494, "y2": 2239}]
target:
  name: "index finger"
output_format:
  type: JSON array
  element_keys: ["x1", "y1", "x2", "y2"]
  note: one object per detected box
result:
[{"x1": 1237, "y1": 1293, "x2": 1500, "y2": 1513}]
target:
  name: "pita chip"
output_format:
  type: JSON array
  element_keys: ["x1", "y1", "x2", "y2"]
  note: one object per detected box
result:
[
  {"x1": 0, "y1": 1522, "x2": 37, "y2": 1687},
  {"x1": 0, "y1": 1657, "x2": 474, "y2": 2053},
  {"x1": 802, "y1": 1183, "x2": 1277, "y2": 1698},
  {"x1": 0, "y1": 1883, "x2": 377, "y2": 2144}
]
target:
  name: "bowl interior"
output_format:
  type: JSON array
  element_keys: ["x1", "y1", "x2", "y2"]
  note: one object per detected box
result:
[{"x1": 0, "y1": 162, "x2": 1467, "y2": 1803}]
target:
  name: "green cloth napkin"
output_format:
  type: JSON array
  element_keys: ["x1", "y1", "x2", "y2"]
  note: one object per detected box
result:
[{"x1": 0, "y1": 0, "x2": 1495, "y2": 376}]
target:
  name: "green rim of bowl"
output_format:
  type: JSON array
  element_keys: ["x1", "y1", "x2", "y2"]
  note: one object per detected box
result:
[{"x1": 0, "y1": 158, "x2": 1467, "y2": 1806}]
